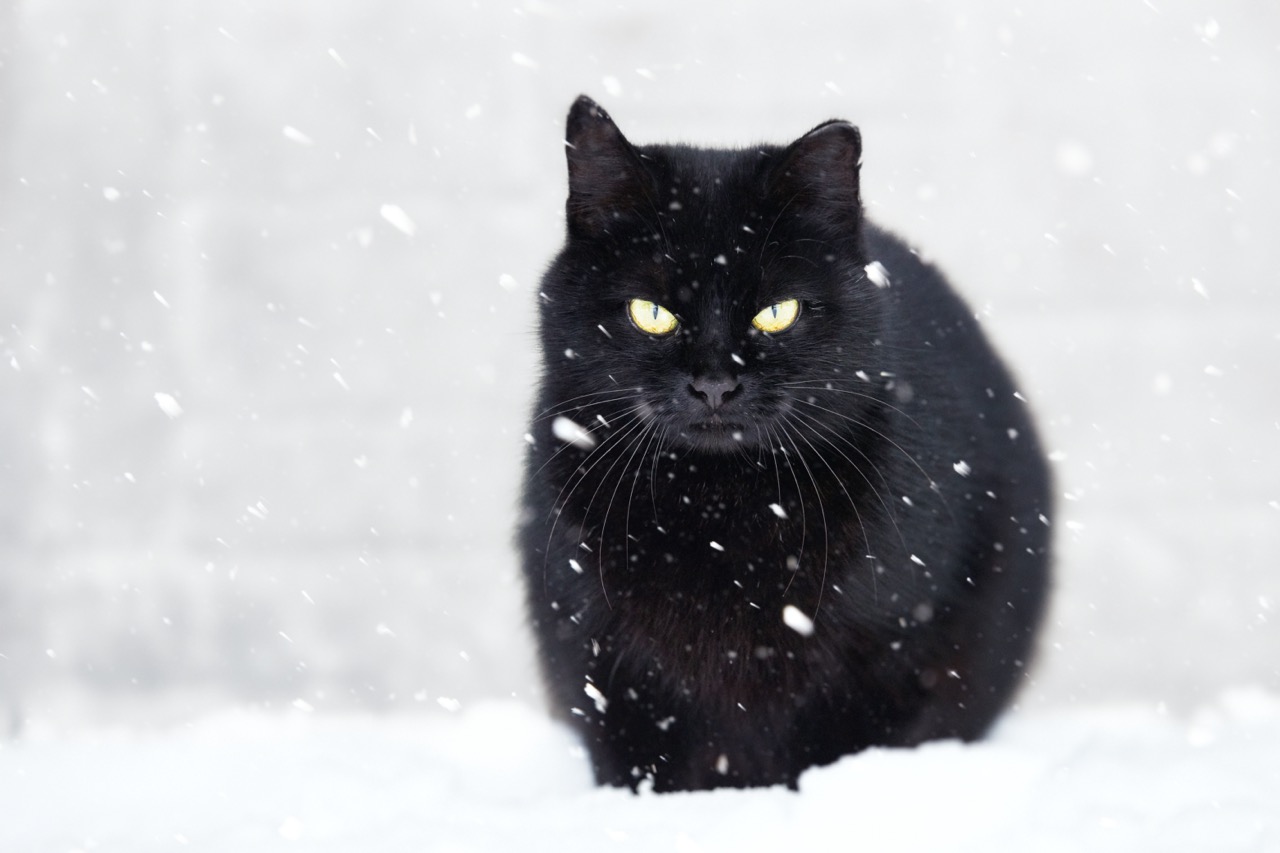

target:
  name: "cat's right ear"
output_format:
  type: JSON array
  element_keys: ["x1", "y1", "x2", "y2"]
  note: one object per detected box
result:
[{"x1": 564, "y1": 95, "x2": 653, "y2": 238}]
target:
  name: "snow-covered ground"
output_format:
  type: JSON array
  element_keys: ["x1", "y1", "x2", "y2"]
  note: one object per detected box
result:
[
  {"x1": 2, "y1": 1, "x2": 1278, "y2": 848},
  {"x1": 5, "y1": 694, "x2": 1280, "y2": 851}
]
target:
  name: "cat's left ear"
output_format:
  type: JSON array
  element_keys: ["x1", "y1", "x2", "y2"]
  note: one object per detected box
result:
[
  {"x1": 767, "y1": 120, "x2": 863, "y2": 236},
  {"x1": 564, "y1": 95, "x2": 655, "y2": 238}
]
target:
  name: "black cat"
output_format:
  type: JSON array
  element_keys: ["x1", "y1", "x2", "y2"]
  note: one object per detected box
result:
[{"x1": 518, "y1": 96, "x2": 1052, "y2": 792}]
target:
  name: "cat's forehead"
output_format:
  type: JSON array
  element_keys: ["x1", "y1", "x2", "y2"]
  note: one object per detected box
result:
[
  {"x1": 643, "y1": 144, "x2": 770, "y2": 210},
  {"x1": 641, "y1": 146, "x2": 774, "y2": 265},
  {"x1": 586, "y1": 143, "x2": 836, "y2": 312}
]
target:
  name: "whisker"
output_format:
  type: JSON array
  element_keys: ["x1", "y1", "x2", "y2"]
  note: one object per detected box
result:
[
  {"x1": 530, "y1": 389, "x2": 642, "y2": 422},
  {"x1": 587, "y1": 416, "x2": 660, "y2": 607},
  {"x1": 558, "y1": 408, "x2": 652, "y2": 526},
  {"x1": 780, "y1": 378, "x2": 923, "y2": 428},
  {"x1": 775, "y1": 420, "x2": 827, "y2": 613},
  {"x1": 786, "y1": 408, "x2": 888, "y2": 602},
  {"x1": 786, "y1": 406, "x2": 905, "y2": 550},
  {"x1": 606, "y1": 418, "x2": 663, "y2": 600},
  {"x1": 540, "y1": 407, "x2": 650, "y2": 584},
  {"x1": 791, "y1": 398, "x2": 941, "y2": 503},
  {"x1": 529, "y1": 401, "x2": 648, "y2": 480},
  {"x1": 766, "y1": 424, "x2": 806, "y2": 571},
  {"x1": 779, "y1": 416, "x2": 834, "y2": 614},
  {"x1": 648, "y1": 427, "x2": 668, "y2": 518}
]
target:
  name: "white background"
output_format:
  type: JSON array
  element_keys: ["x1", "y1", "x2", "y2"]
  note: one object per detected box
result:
[{"x1": 1, "y1": 1, "x2": 1277, "y2": 849}]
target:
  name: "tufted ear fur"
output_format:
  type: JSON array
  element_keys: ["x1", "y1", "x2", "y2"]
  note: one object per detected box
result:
[
  {"x1": 766, "y1": 119, "x2": 863, "y2": 237},
  {"x1": 563, "y1": 95, "x2": 656, "y2": 238}
]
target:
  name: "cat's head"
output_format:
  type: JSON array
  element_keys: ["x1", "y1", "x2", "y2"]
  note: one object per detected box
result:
[{"x1": 539, "y1": 96, "x2": 884, "y2": 455}]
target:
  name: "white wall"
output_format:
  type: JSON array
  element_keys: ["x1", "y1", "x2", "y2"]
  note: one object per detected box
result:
[{"x1": 1, "y1": 0, "x2": 1277, "y2": 732}]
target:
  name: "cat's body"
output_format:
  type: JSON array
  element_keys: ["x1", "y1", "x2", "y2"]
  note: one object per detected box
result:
[{"x1": 518, "y1": 96, "x2": 1052, "y2": 792}]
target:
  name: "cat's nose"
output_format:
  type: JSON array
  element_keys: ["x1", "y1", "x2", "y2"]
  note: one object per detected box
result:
[{"x1": 689, "y1": 376, "x2": 742, "y2": 411}]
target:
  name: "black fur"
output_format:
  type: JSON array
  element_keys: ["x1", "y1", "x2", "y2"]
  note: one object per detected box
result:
[{"x1": 518, "y1": 96, "x2": 1052, "y2": 792}]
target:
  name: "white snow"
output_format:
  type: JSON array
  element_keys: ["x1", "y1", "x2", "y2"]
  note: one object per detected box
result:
[
  {"x1": 1055, "y1": 141, "x2": 1094, "y2": 176},
  {"x1": 154, "y1": 392, "x2": 183, "y2": 418},
  {"x1": 3, "y1": 1, "x2": 1279, "y2": 849},
  {"x1": 864, "y1": 260, "x2": 891, "y2": 288},
  {"x1": 282, "y1": 125, "x2": 315, "y2": 146},
  {"x1": 584, "y1": 681, "x2": 609, "y2": 713},
  {"x1": 552, "y1": 415, "x2": 598, "y2": 449},
  {"x1": 782, "y1": 604, "x2": 815, "y2": 636},
  {"x1": 2, "y1": 696, "x2": 1277, "y2": 851},
  {"x1": 379, "y1": 203, "x2": 417, "y2": 236}
]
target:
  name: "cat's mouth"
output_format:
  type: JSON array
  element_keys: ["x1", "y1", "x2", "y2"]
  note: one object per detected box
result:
[{"x1": 681, "y1": 416, "x2": 751, "y2": 451}]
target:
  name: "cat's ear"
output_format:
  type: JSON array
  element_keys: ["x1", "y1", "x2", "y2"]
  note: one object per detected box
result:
[
  {"x1": 767, "y1": 120, "x2": 863, "y2": 235},
  {"x1": 564, "y1": 95, "x2": 654, "y2": 238}
]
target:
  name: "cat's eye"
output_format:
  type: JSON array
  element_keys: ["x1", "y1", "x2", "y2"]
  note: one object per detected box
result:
[
  {"x1": 628, "y1": 298, "x2": 679, "y2": 336},
  {"x1": 751, "y1": 299, "x2": 801, "y2": 333}
]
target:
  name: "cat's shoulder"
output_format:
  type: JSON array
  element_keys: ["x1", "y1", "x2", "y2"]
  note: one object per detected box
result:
[
  {"x1": 861, "y1": 220, "x2": 954, "y2": 300},
  {"x1": 861, "y1": 220, "x2": 987, "y2": 347}
]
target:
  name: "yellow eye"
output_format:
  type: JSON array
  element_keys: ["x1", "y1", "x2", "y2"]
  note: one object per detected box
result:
[
  {"x1": 751, "y1": 299, "x2": 800, "y2": 333},
  {"x1": 628, "y1": 299, "x2": 679, "y2": 336}
]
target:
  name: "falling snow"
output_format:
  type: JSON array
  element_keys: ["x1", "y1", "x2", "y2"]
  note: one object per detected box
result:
[
  {"x1": 782, "y1": 604, "x2": 815, "y2": 636},
  {"x1": 378, "y1": 204, "x2": 416, "y2": 236},
  {"x1": 551, "y1": 415, "x2": 597, "y2": 449},
  {"x1": 1054, "y1": 140, "x2": 1094, "y2": 176},
  {"x1": 864, "y1": 261, "x2": 890, "y2": 288},
  {"x1": 282, "y1": 125, "x2": 314, "y2": 146},
  {"x1": 584, "y1": 681, "x2": 608, "y2": 713},
  {"x1": 3, "y1": 2, "x2": 1277, "y2": 849},
  {"x1": 154, "y1": 392, "x2": 183, "y2": 418}
]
